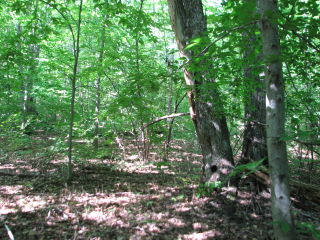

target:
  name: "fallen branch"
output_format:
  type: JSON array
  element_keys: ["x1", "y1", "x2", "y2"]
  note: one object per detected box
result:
[
  {"x1": 142, "y1": 113, "x2": 190, "y2": 130},
  {"x1": 250, "y1": 170, "x2": 320, "y2": 205}
]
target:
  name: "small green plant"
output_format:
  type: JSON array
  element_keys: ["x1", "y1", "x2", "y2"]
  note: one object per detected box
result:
[
  {"x1": 146, "y1": 200, "x2": 154, "y2": 208},
  {"x1": 195, "y1": 181, "x2": 222, "y2": 198},
  {"x1": 297, "y1": 221, "x2": 320, "y2": 239},
  {"x1": 171, "y1": 194, "x2": 185, "y2": 202},
  {"x1": 229, "y1": 158, "x2": 265, "y2": 179},
  {"x1": 155, "y1": 161, "x2": 171, "y2": 169}
]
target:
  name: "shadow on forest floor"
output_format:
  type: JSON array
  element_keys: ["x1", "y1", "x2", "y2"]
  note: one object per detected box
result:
[{"x1": 0, "y1": 134, "x2": 319, "y2": 239}]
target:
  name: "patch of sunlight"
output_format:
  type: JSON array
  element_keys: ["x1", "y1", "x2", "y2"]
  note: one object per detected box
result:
[
  {"x1": 163, "y1": 168, "x2": 176, "y2": 175},
  {"x1": 0, "y1": 207, "x2": 17, "y2": 215},
  {"x1": 73, "y1": 139, "x2": 89, "y2": 143},
  {"x1": 180, "y1": 230, "x2": 222, "y2": 240},
  {"x1": 250, "y1": 213, "x2": 262, "y2": 219},
  {"x1": 132, "y1": 227, "x2": 148, "y2": 237},
  {"x1": 0, "y1": 185, "x2": 25, "y2": 195},
  {"x1": 81, "y1": 207, "x2": 130, "y2": 228},
  {"x1": 168, "y1": 217, "x2": 186, "y2": 227},
  {"x1": 136, "y1": 213, "x2": 153, "y2": 222},
  {"x1": 260, "y1": 190, "x2": 271, "y2": 199},
  {"x1": 144, "y1": 222, "x2": 161, "y2": 233},
  {"x1": 51, "y1": 157, "x2": 67, "y2": 164},
  {"x1": 0, "y1": 164, "x2": 15, "y2": 170},
  {"x1": 16, "y1": 196, "x2": 47, "y2": 212},
  {"x1": 238, "y1": 191, "x2": 252, "y2": 199},
  {"x1": 171, "y1": 203, "x2": 192, "y2": 213},
  {"x1": 135, "y1": 168, "x2": 160, "y2": 174},
  {"x1": 127, "y1": 154, "x2": 139, "y2": 160},
  {"x1": 82, "y1": 210, "x2": 105, "y2": 223},
  {"x1": 193, "y1": 222, "x2": 209, "y2": 230},
  {"x1": 238, "y1": 198, "x2": 251, "y2": 206},
  {"x1": 152, "y1": 212, "x2": 170, "y2": 221},
  {"x1": 236, "y1": 190, "x2": 269, "y2": 206},
  {"x1": 73, "y1": 192, "x2": 144, "y2": 208},
  {"x1": 208, "y1": 201, "x2": 221, "y2": 208},
  {"x1": 147, "y1": 182, "x2": 160, "y2": 191}
]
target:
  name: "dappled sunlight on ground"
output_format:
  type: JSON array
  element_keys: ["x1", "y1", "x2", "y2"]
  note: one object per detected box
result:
[
  {"x1": 0, "y1": 136, "x2": 318, "y2": 239},
  {"x1": 181, "y1": 229, "x2": 222, "y2": 240},
  {"x1": 0, "y1": 159, "x2": 273, "y2": 239}
]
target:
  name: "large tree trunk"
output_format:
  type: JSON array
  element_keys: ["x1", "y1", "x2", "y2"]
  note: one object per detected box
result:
[
  {"x1": 240, "y1": 5, "x2": 268, "y2": 192},
  {"x1": 258, "y1": 0, "x2": 296, "y2": 238},
  {"x1": 241, "y1": 28, "x2": 267, "y2": 166},
  {"x1": 167, "y1": 0, "x2": 234, "y2": 182}
]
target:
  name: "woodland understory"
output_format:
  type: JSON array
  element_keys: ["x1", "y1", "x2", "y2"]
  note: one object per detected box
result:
[{"x1": 0, "y1": 0, "x2": 320, "y2": 239}]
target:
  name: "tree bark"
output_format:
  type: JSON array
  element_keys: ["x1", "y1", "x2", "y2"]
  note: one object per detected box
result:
[
  {"x1": 167, "y1": 0, "x2": 234, "y2": 182},
  {"x1": 258, "y1": 0, "x2": 296, "y2": 238},
  {"x1": 241, "y1": 24, "x2": 267, "y2": 167},
  {"x1": 93, "y1": 13, "x2": 107, "y2": 149},
  {"x1": 67, "y1": 0, "x2": 83, "y2": 182},
  {"x1": 17, "y1": 2, "x2": 40, "y2": 133},
  {"x1": 240, "y1": 2, "x2": 268, "y2": 192}
]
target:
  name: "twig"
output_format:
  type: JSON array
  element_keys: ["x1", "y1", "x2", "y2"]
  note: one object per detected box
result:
[{"x1": 4, "y1": 223, "x2": 15, "y2": 240}]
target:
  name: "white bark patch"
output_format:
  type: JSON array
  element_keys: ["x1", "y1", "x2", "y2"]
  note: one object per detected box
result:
[
  {"x1": 211, "y1": 121, "x2": 220, "y2": 131},
  {"x1": 270, "y1": 83, "x2": 277, "y2": 90},
  {"x1": 274, "y1": 183, "x2": 284, "y2": 199},
  {"x1": 266, "y1": 96, "x2": 276, "y2": 109}
]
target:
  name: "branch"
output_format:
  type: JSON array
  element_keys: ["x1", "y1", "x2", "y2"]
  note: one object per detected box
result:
[
  {"x1": 142, "y1": 113, "x2": 190, "y2": 130},
  {"x1": 174, "y1": 92, "x2": 187, "y2": 113}
]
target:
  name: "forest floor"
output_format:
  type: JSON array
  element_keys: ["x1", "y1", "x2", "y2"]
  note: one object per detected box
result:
[{"x1": 0, "y1": 133, "x2": 319, "y2": 240}]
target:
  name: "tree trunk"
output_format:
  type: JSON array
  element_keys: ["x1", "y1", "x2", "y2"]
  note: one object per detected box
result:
[
  {"x1": 258, "y1": 0, "x2": 296, "y2": 238},
  {"x1": 241, "y1": 25, "x2": 267, "y2": 167},
  {"x1": 167, "y1": 0, "x2": 234, "y2": 182},
  {"x1": 67, "y1": 0, "x2": 83, "y2": 182},
  {"x1": 164, "y1": 55, "x2": 174, "y2": 160},
  {"x1": 240, "y1": 4, "x2": 268, "y2": 192},
  {"x1": 17, "y1": 21, "x2": 40, "y2": 133},
  {"x1": 93, "y1": 13, "x2": 107, "y2": 149}
]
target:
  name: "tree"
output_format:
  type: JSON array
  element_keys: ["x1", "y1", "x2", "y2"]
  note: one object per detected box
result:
[
  {"x1": 93, "y1": 9, "x2": 107, "y2": 149},
  {"x1": 67, "y1": 0, "x2": 83, "y2": 182},
  {"x1": 240, "y1": 0, "x2": 268, "y2": 191},
  {"x1": 241, "y1": 29, "x2": 267, "y2": 166},
  {"x1": 167, "y1": 0, "x2": 234, "y2": 183},
  {"x1": 258, "y1": 0, "x2": 296, "y2": 238}
]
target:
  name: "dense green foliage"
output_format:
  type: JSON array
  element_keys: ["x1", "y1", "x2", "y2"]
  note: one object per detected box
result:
[{"x1": 0, "y1": 0, "x2": 319, "y2": 172}]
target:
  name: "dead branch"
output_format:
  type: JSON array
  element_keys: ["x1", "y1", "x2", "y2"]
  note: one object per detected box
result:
[
  {"x1": 142, "y1": 112, "x2": 190, "y2": 130},
  {"x1": 250, "y1": 170, "x2": 320, "y2": 205}
]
